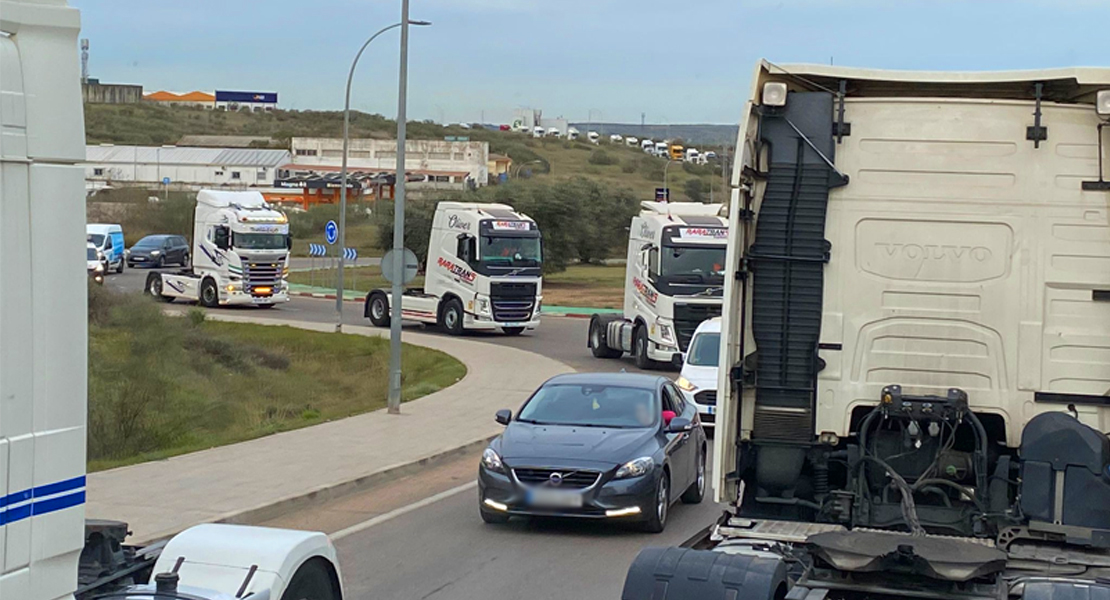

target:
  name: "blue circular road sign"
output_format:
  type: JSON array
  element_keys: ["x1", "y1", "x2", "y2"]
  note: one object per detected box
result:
[{"x1": 325, "y1": 220, "x2": 338, "y2": 245}]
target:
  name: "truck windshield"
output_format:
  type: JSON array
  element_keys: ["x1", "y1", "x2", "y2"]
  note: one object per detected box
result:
[
  {"x1": 234, "y1": 233, "x2": 288, "y2": 250},
  {"x1": 480, "y1": 235, "x2": 542, "y2": 267},
  {"x1": 660, "y1": 246, "x2": 725, "y2": 281}
]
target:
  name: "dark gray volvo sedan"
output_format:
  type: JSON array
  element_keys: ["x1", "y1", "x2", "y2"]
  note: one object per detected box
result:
[{"x1": 478, "y1": 372, "x2": 707, "y2": 533}]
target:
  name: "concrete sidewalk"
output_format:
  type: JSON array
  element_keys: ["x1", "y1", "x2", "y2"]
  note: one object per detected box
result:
[{"x1": 86, "y1": 316, "x2": 572, "y2": 543}]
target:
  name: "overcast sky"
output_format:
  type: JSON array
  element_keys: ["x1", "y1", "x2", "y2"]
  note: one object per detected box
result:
[{"x1": 72, "y1": 0, "x2": 1108, "y2": 125}]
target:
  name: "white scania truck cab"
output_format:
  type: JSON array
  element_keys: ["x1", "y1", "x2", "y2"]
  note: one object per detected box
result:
[
  {"x1": 588, "y1": 201, "x2": 728, "y2": 370},
  {"x1": 3, "y1": 2, "x2": 342, "y2": 600},
  {"x1": 365, "y1": 202, "x2": 543, "y2": 336},
  {"x1": 146, "y1": 190, "x2": 291, "y2": 308},
  {"x1": 622, "y1": 61, "x2": 1110, "y2": 600}
]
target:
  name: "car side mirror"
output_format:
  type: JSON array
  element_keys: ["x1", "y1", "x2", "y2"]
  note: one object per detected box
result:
[
  {"x1": 495, "y1": 409, "x2": 512, "y2": 426},
  {"x1": 665, "y1": 416, "x2": 693, "y2": 434}
]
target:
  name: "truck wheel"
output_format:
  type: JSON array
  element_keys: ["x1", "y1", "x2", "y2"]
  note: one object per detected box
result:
[
  {"x1": 590, "y1": 317, "x2": 622, "y2": 358},
  {"x1": 145, "y1": 273, "x2": 170, "y2": 302},
  {"x1": 634, "y1": 325, "x2": 657, "y2": 370},
  {"x1": 641, "y1": 472, "x2": 669, "y2": 533},
  {"x1": 441, "y1": 298, "x2": 465, "y2": 335},
  {"x1": 502, "y1": 327, "x2": 525, "y2": 336},
  {"x1": 200, "y1": 278, "x2": 219, "y2": 308},
  {"x1": 280, "y1": 558, "x2": 339, "y2": 600},
  {"x1": 367, "y1": 292, "x2": 390, "y2": 327},
  {"x1": 681, "y1": 446, "x2": 706, "y2": 504}
]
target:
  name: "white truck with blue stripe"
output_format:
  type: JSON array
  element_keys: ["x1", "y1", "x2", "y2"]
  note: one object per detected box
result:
[
  {"x1": 1, "y1": 2, "x2": 341, "y2": 599},
  {"x1": 146, "y1": 190, "x2": 292, "y2": 309}
]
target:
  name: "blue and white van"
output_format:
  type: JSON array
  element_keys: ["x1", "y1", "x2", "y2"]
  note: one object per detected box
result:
[{"x1": 87, "y1": 223, "x2": 125, "y2": 273}]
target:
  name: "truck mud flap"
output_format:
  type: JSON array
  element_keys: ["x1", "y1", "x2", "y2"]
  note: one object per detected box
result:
[{"x1": 622, "y1": 547, "x2": 786, "y2": 600}]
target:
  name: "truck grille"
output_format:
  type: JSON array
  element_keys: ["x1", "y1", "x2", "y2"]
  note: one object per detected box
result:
[
  {"x1": 490, "y1": 281, "x2": 536, "y2": 322},
  {"x1": 695, "y1": 391, "x2": 717, "y2": 406},
  {"x1": 513, "y1": 468, "x2": 600, "y2": 489},
  {"x1": 673, "y1": 303, "x2": 722, "y2": 351},
  {"x1": 244, "y1": 258, "x2": 285, "y2": 291}
]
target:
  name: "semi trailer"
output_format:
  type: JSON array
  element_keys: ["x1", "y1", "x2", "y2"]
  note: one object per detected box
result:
[
  {"x1": 622, "y1": 61, "x2": 1110, "y2": 600},
  {"x1": 1, "y1": 2, "x2": 342, "y2": 599},
  {"x1": 365, "y1": 202, "x2": 543, "y2": 336},
  {"x1": 145, "y1": 190, "x2": 291, "y2": 308},
  {"x1": 588, "y1": 201, "x2": 728, "y2": 370}
]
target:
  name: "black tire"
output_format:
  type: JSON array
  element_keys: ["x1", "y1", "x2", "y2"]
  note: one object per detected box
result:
[
  {"x1": 633, "y1": 325, "x2": 657, "y2": 370},
  {"x1": 127, "y1": 262, "x2": 134, "y2": 269},
  {"x1": 279, "y1": 558, "x2": 339, "y2": 600},
  {"x1": 480, "y1": 504, "x2": 510, "y2": 524},
  {"x1": 156, "y1": 256, "x2": 165, "y2": 268},
  {"x1": 502, "y1": 326, "x2": 525, "y2": 336},
  {"x1": 116, "y1": 259, "x2": 124, "y2": 273},
  {"x1": 641, "y1": 472, "x2": 669, "y2": 533},
  {"x1": 256, "y1": 303, "x2": 276, "y2": 310},
  {"x1": 367, "y1": 292, "x2": 390, "y2": 327},
  {"x1": 590, "y1": 317, "x2": 622, "y2": 359},
  {"x1": 180, "y1": 253, "x2": 190, "y2": 268},
  {"x1": 441, "y1": 298, "x2": 465, "y2": 335},
  {"x1": 145, "y1": 272, "x2": 170, "y2": 302},
  {"x1": 681, "y1": 446, "x2": 706, "y2": 504},
  {"x1": 200, "y1": 278, "x2": 219, "y2": 308}
]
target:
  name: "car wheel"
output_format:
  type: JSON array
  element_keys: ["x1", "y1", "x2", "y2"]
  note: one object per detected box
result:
[
  {"x1": 181, "y1": 252, "x2": 190, "y2": 268},
  {"x1": 633, "y1": 325, "x2": 657, "y2": 370},
  {"x1": 590, "y1": 317, "x2": 622, "y2": 359},
  {"x1": 367, "y1": 292, "x2": 390, "y2": 327},
  {"x1": 502, "y1": 327, "x2": 525, "y2": 336},
  {"x1": 682, "y1": 446, "x2": 706, "y2": 504},
  {"x1": 479, "y1": 504, "x2": 510, "y2": 525},
  {"x1": 200, "y1": 278, "x2": 219, "y2": 308},
  {"x1": 279, "y1": 558, "x2": 338, "y2": 600},
  {"x1": 641, "y1": 472, "x2": 669, "y2": 533},
  {"x1": 441, "y1": 298, "x2": 465, "y2": 335}
]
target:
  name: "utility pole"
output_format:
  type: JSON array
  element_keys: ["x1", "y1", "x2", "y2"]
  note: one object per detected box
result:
[{"x1": 387, "y1": 0, "x2": 411, "y2": 415}]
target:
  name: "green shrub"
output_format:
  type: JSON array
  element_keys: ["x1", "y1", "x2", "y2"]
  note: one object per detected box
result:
[{"x1": 588, "y1": 150, "x2": 617, "y2": 166}]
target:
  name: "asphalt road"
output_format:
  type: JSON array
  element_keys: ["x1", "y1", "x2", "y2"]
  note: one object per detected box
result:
[
  {"x1": 105, "y1": 267, "x2": 703, "y2": 599},
  {"x1": 105, "y1": 267, "x2": 662, "y2": 374}
]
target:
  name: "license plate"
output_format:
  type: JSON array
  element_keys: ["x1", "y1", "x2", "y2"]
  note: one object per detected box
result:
[
  {"x1": 252, "y1": 297, "x2": 273, "y2": 304},
  {"x1": 526, "y1": 488, "x2": 583, "y2": 508},
  {"x1": 706, "y1": 406, "x2": 716, "y2": 415},
  {"x1": 502, "y1": 322, "x2": 526, "y2": 327},
  {"x1": 132, "y1": 257, "x2": 145, "y2": 262}
]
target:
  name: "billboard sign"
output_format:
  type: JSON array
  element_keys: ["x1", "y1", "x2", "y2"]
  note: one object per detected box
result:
[{"x1": 215, "y1": 90, "x2": 278, "y2": 104}]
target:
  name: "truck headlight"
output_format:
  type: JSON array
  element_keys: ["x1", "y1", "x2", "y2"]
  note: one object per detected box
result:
[
  {"x1": 476, "y1": 297, "x2": 491, "y2": 315},
  {"x1": 675, "y1": 376, "x2": 697, "y2": 392},
  {"x1": 1098, "y1": 90, "x2": 1110, "y2": 118},
  {"x1": 615, "y1": 457, "x2": 654, "y2": 479},
  {"x1": 763, "y1": 81, "x2": 788, "y2": 107},
  {"x1": 656, "y1": 320, "x2": 675, "y2": 345},
  {"x1": 481, "y1": 448, "x2": 504, "y2": 473}
]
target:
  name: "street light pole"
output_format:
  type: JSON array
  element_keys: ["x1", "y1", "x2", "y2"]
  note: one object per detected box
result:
[
  {"x1": 663, "y1": 159, "x2": 677, "y2": 201},
  {"x1": 335, "y1": 17, "x2": 430, "y2": 333},
  {"x1": 387, "y1": 0, "x2": 413, "y2": 414}
]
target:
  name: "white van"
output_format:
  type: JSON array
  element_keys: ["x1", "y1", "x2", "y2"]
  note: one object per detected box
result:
[
  {"x1": 86, "y1": 223, "x2": 125, "y2": 273},
  {"x1": 675, "y1": 317, "x2": 720, "y2": 428}
]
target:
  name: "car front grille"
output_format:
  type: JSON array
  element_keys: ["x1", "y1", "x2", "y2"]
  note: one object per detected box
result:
[
  {"x1": 490, "y1": 281, "x2": 537, "y2": 322},
  {"x1": 513, "y1": 468, "x2": 600, "y2": 489},
  {"x1": 244, "y1": 258, "x2": 285, "y2": 290},
  {"x1": 673, "y1": 303, "x2": 722, "y2": 351},
  {"x1": 695, "y1": 390, "x2": 717, "y2": 406}
]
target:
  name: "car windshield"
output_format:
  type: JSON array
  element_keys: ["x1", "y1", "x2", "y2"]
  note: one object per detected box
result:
[
  {"x1": 134, "y1": 237, "x2": 165, "y2": 248},
  {"x1": 660, "y1": 246, "x2": 726, "y2": 280},
  {"x1": 517, "y1": 384, "x2": 658, "y2": 428},
  {"x1": 480, "y1": 235, "x2": 541, "y2": 267},
  {"x1": 234, "y1": 232, "x2": 287, "y2": 250},
  {"x1": 88, "y1": 234, "x2": 105, "y2": 246},
  {"x1": 686, "y1": 332, "x2": 720, "y2": 367},
  {"x1": 86, "y1": 247, "x2": 98, "y2": 260}
]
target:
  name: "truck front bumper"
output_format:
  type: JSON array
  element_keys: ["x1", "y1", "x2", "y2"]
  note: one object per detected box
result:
[
  {"x1": 221, "y1": 290, "x2": 290, "y2": 306},
  {"x1": 464, "y1": 313, "x2": 541, "y2": 331}
]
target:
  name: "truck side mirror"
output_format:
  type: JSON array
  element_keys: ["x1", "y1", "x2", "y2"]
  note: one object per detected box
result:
[
  {"x1": 214, "y1": 226, "x2": 230, "y2": 250},
  {"x1": 286, "y1": 234, "x2": 293, "y2": 250}
]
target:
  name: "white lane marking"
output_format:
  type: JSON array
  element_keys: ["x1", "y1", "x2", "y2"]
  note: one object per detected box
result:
[{"x1": 330, "y1": 481, "x2": 477, "y2": 541}]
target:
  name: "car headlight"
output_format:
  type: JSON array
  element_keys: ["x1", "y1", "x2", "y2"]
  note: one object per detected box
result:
[
  {"x1": 150, "y1": 250, "x2": 161, "y2": 256},
  {"x1": 675, "y1": 376, "x2": 697, "y2": 392},
  {"x1": 615, "y1": 456, "x2": 654, "y2": 479},
  {"x1": 482, "y1": 448, "x2": 504, "y2": 473},
  {"x1": 94, "y1": 264, "x2": 105, "y2": 273}
]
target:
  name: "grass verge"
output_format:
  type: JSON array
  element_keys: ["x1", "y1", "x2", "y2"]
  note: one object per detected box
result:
[{"x1": 87, "y1": 284, "x2": 465, "y2": 471}]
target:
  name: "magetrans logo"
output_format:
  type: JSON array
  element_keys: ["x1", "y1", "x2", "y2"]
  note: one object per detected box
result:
[
  {"x1": 438, "y1": 257, "x2": 476, "y2": 284},
  {"x1": 633, "y1": 277, "x2": 658, "y2": 306}
]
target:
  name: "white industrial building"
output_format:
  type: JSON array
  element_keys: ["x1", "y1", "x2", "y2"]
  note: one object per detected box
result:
[
  {"x1": 284, "y1": 137, "x2": 489, "y2": 188},
  {"x1": 85, "y1": 145, "x2": 291, "y2": 187}
]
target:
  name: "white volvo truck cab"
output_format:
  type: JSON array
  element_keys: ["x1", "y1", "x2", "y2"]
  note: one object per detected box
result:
[
  {"x1": 146, "y1": 190, "x2": 291, "y2": 308},
  {"x1": 588, "y1": 201, "x2": 728, "y2": 370},
  {"x1": 365, "y1": 202, "x2": 543, "y2": 336},
  {"x1": 622, "y1": 61, "x2": 1110, "y2": 600},
  {"x1": 2, "y1": 3, "x2": 341, "y2": 599}
]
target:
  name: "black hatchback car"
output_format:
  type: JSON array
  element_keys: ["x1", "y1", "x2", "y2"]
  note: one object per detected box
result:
[
  {"x1": 478, "y1": 372, "x2": 707, "y2": 533},
  {"x1": 128, "y1": 235, "x2": 189, "y2": 268}
]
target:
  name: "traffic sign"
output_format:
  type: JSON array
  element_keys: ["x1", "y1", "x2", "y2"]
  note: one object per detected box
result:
[
  {"x1": 381, "y1": 248, "x2": 419, "y2": 284},
  {"x1": 655, "y1": 187, "x2": 670, "y2": 202},
  {"x1": 162, "y1": 177, "x2": 171, "y2": 185},
  {"x1": 343, "y1": 247, "x2": 358, "y2": 261},
  {"x1": 325, "y1": 220, "x2": 338, "y2": 245},
  {"x1": 308, "y1": 243, "x2": 326, "y2": 257}
]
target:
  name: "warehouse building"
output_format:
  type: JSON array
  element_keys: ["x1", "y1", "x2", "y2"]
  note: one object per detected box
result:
[
  {"x1": 144, "y1": 90, "x2": 215, "y2": 108},
  {"x1": 285, "y1": 137, "x2": 489, "y2": 188},
  {"x1": 85, "y1": 145, "x2": 290, "y2": 188}
]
